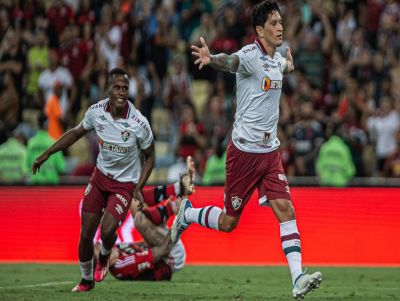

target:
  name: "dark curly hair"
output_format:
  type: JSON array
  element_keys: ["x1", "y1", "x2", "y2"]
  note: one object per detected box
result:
[{"x1": 251, "y1": 0, "x2": 281, "y2": 32}]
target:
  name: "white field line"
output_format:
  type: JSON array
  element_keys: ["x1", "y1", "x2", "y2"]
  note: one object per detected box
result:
[{"x1": 0, "y1": 281, "x2": 73, "y2": 289}]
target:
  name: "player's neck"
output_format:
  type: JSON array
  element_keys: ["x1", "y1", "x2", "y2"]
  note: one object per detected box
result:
[
  {"x1": 257, "y1": 37, "x2": 276, "y2": 58},
  {"x1": 110, "y1": 106, "x2": 124, "y2": 119}
]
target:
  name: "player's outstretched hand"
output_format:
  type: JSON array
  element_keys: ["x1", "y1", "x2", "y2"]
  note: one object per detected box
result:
[
  {"x1": 191, "y1": 37, "x2": 211, "y2": 70},
  {"x1": 32, "y1": 153, "x2": 49, "y2": 174},
  {"x1": 285, "y1": 46, "x2": 294, "y2": 73},
  {"x1": 180, "y1": 156, "x2": 195, "y2": 197},
  {"x1": 133, "y1": 189, "x2": 144, "y2": 211}
]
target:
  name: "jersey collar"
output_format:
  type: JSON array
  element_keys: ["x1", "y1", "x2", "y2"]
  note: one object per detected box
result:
[
  {"x1": 255, "y1": 38, "x2": 275, "y2": 58},
  {"x1": 104, "y1": 100, "x2": 130, "y2": 119}
]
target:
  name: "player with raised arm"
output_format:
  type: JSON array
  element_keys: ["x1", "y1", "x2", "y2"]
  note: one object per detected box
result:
[
  {"x1": 32, "y1": 68, "x2": 155, "y2": 292},
  {"x1": 171, "y1": 1, "x2": 322, "y2": 300}
]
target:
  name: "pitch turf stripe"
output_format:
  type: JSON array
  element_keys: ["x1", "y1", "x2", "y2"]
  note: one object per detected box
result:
[
  {"x1": 0, "y1": 281, "x2": 74, "y2": 289},
  {"x1": 204, "y1": 206, "x2": 213, "y2": 228},
  {"x1": 281, "y1": 233, "x2": 300, "y2": 242},
  {"x1": 198, "y1": 208, "x2": 205, "y2": 225},
  {"x1": 284, "y1": 246, "x2": 301, "y2": 255}
]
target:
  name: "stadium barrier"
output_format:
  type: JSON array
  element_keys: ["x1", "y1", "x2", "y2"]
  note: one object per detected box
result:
[{"x1": 0, "y1": 186, "x2": 399, "y2": 266}]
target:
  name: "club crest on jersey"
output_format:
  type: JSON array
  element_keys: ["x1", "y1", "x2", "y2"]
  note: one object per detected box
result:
[
  {"x1": 231, "y1": 196, "x2": 242, "y2": 210},
  {"x1": 121, "y1": 130, "x2": 130, "y2": 141},
  {"x1": 262, "y1": 76, "x2": 282, "y2": 91}
]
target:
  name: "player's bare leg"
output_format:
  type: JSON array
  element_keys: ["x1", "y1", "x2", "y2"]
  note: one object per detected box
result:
[
  {"x1": 72, "y1": 211, "x2": 102, "y2": 292},
  {"x1": 135, "y1": 210, "x2": 170, "y2": 247},
  {"x1": 94, "y1": 211, "x2": 120, "y2": 282}
]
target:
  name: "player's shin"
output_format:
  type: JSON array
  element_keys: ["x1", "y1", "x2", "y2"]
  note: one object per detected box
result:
[
  {"x1": 280, "y1": 220, "x2": 302, "y2": 285},
  {"x1": 186, "y1": 206, "x2": 222, "y2": 230}
]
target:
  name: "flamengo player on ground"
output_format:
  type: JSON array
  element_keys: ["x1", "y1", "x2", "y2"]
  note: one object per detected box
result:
[
  {"x1": 100, "y1": 157, "x2": 195, "y2": 281},
  {"x1": 32, "y1": 68, "x2": 155, "y2": 292},
  {"x1": 171, "y1": 1, "x2": 322, "y2": 300}
]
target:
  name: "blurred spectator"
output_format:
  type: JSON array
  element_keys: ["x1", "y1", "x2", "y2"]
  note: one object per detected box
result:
[
  {"x1": 383, "y1": 130, "x2": 400, "y2": 177},
  {"x1": 25, "y1": 114, "x2": 65, "y2": 185},
  {"x1": 38, "y1": 49, "x2": 75, "y2": 123},
  {"x1": 176, "y1": 101, "x2": 206, "y2": 173},
  {"x1": 46, "y1": 0, "x2": 74, "y2": 48},
  {"x1": 366, "y1": 97, "x2": 400, "y2": 176},
  {"x1": 202, "y1": 137, "x2": 226, "y2": 185},
  {"x1": 0, "y1": 129, "x2": 27, "y2": 183},
  {"x1": 95, "y1": 4, "x2": 122, "y2": 70},
  {"x1": 180, "y1": 0, "x2": 213, "y2": 40},
  {"x1": 26, "y1": 30, "x2": 49, "y2": 108},
  {"x1": 163, "y1": 54, "x2": 191, "y2": 118},
  {"x1": 291, "y1": 101, "x2": 325, "y2": 176},
  {"x1": 44, "y1": 80, "x2": 64, "y2": 140},
  {"x1": 316, "y1": 124, "x2": 356, "y2": 187},
  {"x1": 189, "y1": 12, "x2": 216, "y2": 47},
  {"x1": 0, "y1": 70, "x2": 19, "y2": 131},
  {"x1": 202, "y1": 94, "x2": 227, "y2": 150}
]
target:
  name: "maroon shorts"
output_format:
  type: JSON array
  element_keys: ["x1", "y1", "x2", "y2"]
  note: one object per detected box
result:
[
  {"x1": 224, "y1": 141, "x2": 291, "y2": 217},
  {"x1": 82, "y1": 168, "x2": 135, "y2": 223}
]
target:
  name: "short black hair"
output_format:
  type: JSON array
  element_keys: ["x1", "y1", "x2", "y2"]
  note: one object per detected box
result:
[
  {"x1": 251, "y1": 0, "x2": 281, "y2": 31},
  {"x1": 108, "y1": 68, "x2": 129, "y2": 86}
]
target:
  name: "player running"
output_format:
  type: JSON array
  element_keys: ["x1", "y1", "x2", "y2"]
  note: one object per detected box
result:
[
  {"x1": 171, "y1": 1, "x2": 322, "y2": 300},
  {"x1": 32, "y1": 68, "x2": 155, "y2": 292}
]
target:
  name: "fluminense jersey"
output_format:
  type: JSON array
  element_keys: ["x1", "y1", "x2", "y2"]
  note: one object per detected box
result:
[
  {"x1": 232, "y1": 38, "x2": 287, "y2": 153},
  {"x1": 82, "y1": 99, "x2": 153, "y2": 183}
]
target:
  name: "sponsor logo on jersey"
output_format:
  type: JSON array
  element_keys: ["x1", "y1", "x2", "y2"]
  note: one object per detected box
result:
[
  {"x1": 99, "y1": 114, "x2": 107, "y2": 121},
  {"x1": 263, "y1": 63, "x2": 270, "y2": 71},
  {"x1": 99, "y1": 138, "x2": 131, "y2": 153},
  {"x1": 231, "y1": 196, "x2": 242, "y2": 210},
  {"x1": 121, "y1": 130, "x2": 130, "y2": 141},
  {"x1": 260, "y1": 56, "x2": 267, "y2": 61},
  {"x1": 262, "y1": 76, "x2": 282, "y2": 91}
]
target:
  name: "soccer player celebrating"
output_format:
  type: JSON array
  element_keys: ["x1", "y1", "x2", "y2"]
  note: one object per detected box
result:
[
  {"x1": 32, "y1": 68, "x2": 155, "y2": 292},
  {"x1": 171, "y1": 1, "x2": 322, "y2": 299}
]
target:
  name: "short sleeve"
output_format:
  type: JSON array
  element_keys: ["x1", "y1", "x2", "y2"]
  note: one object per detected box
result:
[
  {"x1": 136, "y1": 114, "x2": 153, "y2": 150},
  {"x1": 233, "y1": 45, "x2": 258, "y2": 76},
  {"x1": 82, "y1": 106, "x2": 96, "y2": 130}
]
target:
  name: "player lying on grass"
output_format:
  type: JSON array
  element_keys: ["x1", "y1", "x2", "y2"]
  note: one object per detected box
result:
[{"x1": 93, "y1": 157, "x2": 194, "y2": 282}]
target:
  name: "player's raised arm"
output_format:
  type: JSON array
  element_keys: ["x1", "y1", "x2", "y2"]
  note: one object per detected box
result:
[
  {"x1": 191, "y1": 37, "x2": 239, "y2": 73},
  {"x1": 32, "y1": 123, "x2": 89, "y2": 174}
]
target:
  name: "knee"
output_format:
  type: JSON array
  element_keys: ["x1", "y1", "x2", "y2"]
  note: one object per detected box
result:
[
  {"x1": 80, "y1": 227, "x2": 94, "y2": 242},
  {"x1": 100, "y1": 222, "x2": 117, "y2": 239},
  {"x1": 218, "y1": 215, "x2": 239, "y2": 233},
  {"x1": 270, "y1": 199, "x2": 296, "y2": 220}
]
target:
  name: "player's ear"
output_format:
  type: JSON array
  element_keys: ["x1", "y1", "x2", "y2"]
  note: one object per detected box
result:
[{"x1": 255, "y1": 25, "x2": 264, "y2": 38}]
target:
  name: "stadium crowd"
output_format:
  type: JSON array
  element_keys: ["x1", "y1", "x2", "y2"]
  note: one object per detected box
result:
[{"x1": 0, "y1": 0, "x2": 399, "y2": 185}]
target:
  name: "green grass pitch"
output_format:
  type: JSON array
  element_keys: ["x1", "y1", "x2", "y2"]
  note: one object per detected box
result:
[{"x1": 0, "y1": 264, "x2": 399, "y2": 300}]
